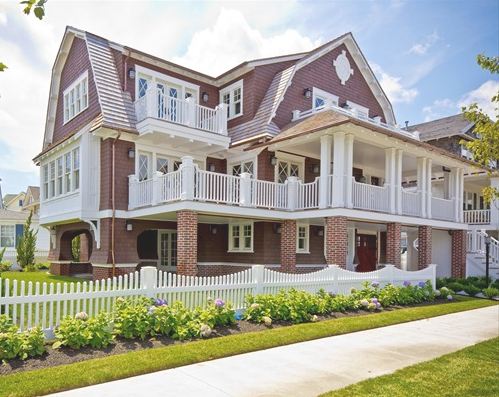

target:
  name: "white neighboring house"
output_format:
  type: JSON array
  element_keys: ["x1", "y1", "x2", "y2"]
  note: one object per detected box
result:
[{"x1": 0, "y1": 186, "x2": 50, "y2": 267}]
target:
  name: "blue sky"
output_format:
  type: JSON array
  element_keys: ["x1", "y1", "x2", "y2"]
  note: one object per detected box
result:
[{"x1": 0, "y1": 0, "x2": 497, "y2": 195}]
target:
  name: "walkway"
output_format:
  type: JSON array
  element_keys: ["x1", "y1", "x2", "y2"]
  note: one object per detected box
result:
[{"x1": 51, "y1": 305, "x2": 499, "y2": 397}]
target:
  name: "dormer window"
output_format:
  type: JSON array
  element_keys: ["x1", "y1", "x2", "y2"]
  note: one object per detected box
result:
[
  {"x1": 63, "y1": 71, "x2": 88, "y2": 124},
  {"x1": 312, "y1": 88, "x2": 338, "y2": 110},
  {"x1": 220, "y1": 80, "x2": 243, "y2": 120}
]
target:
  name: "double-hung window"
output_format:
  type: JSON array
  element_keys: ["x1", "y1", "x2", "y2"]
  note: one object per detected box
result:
[
  {"x1": 228, "y1": 222, "x2": 253, "y2": 252},
  {"x1": 42, "y1": 164, "x2": 49, "y2": 200},
  {"x1": 0, "y1": 225, "x2": 15, "y2": 248},
  {"x1": 56, "y1": 157, "x2": 63, "y2": 195},
  {"x1": 63, "y1": 71, "x2": 89, "y2": 123},
  {"x1": 72, "y1": 148, "x2": 80, "y2": 190},
  {"x1": 64, "y1": 153, "x2": 72, "y2": 193},
  {"x1": 42, "y1": 147, "x2": 80, "y2": 201},
  {"x1": 220, "y1": 80, "x2": 243, "y2": 120},
  {"x1": 49, "y1": 161, "x2": 55, "y2": 198},
  {"x1": 296, "y1": 224, "x2": 310, "y2": 253}
]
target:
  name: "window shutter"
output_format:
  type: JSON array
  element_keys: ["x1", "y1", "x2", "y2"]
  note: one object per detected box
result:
[{"x1": 15, "y1": 224, "x2": 24, "y2": 246}]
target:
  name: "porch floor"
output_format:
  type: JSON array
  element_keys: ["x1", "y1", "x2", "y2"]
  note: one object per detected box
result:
[{"x1": 49, "y1": 305, "x2": 498, "y2": 397}]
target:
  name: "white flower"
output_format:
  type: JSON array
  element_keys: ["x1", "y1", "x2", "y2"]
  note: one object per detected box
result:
[
  {"x1": 75, "y1": 312, "x2": 88, "y2": 321},
  {"x1": 250, "y1": 303, "x2": 261, "y2": 310},
  {"x1": 262, "y1": 316, "x2": 272, "y2": 326},
  {"x1": 200, "y1": 324, "x2": 212, "y2": 338},
  {"x1": 434, "y1": 290, "x2": 441, "y2": 297},
  {"x1": 311, "y1": 315, "x2": 318, "y2": 322}
]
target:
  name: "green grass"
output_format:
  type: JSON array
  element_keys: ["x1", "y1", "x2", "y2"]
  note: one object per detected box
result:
[
  {"x1": 321, "y1": 337, "x2": 499, "y2": 397},
  {"x1": 0, "y1": 271, "x2": 81, "y2": 286},
  {"x1": 0, "y1": 297, "x2": 496, "y2": 397}
]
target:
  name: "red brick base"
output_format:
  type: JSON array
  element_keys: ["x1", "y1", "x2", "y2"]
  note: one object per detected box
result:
[
  {"x1": 418, "y1": 225, "x2": 432, "y2": 269},
  {"x1": 451, "y1": 230, "x2": 466, "y2": 278},
  {"x1": 92, "y1": 266, "x2": 137, "y2": 280},
  {"x1": 325, "y1": 216, "x2": 347, "y2": 268},
  {"x1": 386, "y1": 223, "x2": 401, "y2": 268},
  {"x1": 50, "y1": 262, "x2": 71, "y2": 276},
  {"x1": 280, "y1": 220, "x2": 297, "y2": 273},
  {"x1": 177, "y1": 210, "x2": 198, "y2": 276}
]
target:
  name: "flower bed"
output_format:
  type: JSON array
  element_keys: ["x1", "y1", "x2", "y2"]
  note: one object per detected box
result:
[
  {"x1": 0, "y1": 281, "x2": 452, "y2": 365},
  {"x1": 437, "y1": 276, "x2": 499, "y2": 299}
]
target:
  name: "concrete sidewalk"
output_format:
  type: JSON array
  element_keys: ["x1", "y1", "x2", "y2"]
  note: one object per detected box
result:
[{"x1": 51, "y1": 305, "x2": 499, "y2": 397}]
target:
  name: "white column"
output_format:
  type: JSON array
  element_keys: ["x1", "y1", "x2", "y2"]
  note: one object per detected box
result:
[
  {"x1": 490, "y1": 177, "x2": 499, "y2": 229},
  {"x1": 151, "y1": 171, "x2": 162, "y2": 206},
  {"x1": 426, "y1": 158, "x2": 432, "y2": 219},
  {"x1": 180, "y1": 155, "x2": 195, "y2": 200},
  {"x1": 319, "y1": 134, "x2": 332, "y2": 208},
  {"x1": 347, "y1": 227, "x2": 356, "y2": 271},
  {"x1": 458, "y1": 168, "x2": 465, "y2": 222},
  {"x1": 344, "y1": 134, "x2": 354, "y2": 208},
  {"x1": 331, "y1": 132, "x2": 346, "y2": 207},
  {"x1": 287, "y1": 176, "x2": 298, "y2": 210},
  {"x1": 385, "y1": 148, "x2": 396, "y2": 214},
  {"x1": 239, "y1": 172, "x2": 252, "y2": 207},
  {"x1": 417, "y1": 157, "x2": 427, "y2": 218},
  {"x1": 451, "y1": 167, "x2": 460, "y2": 222},
  {"x1": 396, "y1": 149, "x2": 403, "y2": 214}
]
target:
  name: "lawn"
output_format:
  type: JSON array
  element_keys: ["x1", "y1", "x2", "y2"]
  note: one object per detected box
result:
[
  {"x1": 0, "y1": 297, "x2": 496, "y2": 397},
  {"x1": 0, "y1": 270, "x2": 81, "y2": 285},
  {"x1": 321, "y1": 337, "x2": 499, "y2": 397}
]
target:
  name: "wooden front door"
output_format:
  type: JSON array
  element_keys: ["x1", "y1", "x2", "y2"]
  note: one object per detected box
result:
[{"x1": 356, "y1": 234, "x2": 377, "y2": 272}]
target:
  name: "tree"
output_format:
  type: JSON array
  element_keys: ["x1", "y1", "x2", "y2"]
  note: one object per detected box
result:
[
  {"x1": 71, "y1": 235, "x2": 81, "y2": 262},
  {"x1": 1, "y1": 0, "x2": 47, "y2": 72},
  {"x1": 461, "y1": 54, "x2": 499, "y2": 205},
  {"x1": 16, "y1": 211, "x2": 38, "y2": 271}
]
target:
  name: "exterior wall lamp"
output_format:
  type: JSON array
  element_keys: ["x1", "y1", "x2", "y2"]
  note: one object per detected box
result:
[
  {"x1": 202, "y1": 92, "x2": 209, "y2": 103},
  {"x1": 270, "y1": 156, "x2": 277, "y2": 166},
  {"x1": 128, "y1": 68, "x2": 135, "y2": 80},
  {"x1": 128, "y1": 148, "x2": 135, "y2": 159},
  {"x1": 125, "y1": 220, "x2": 133, "y2": 231},
  {"x1": 209, "y1": 225, "x2": 217, "y2": 234},
  {"x1": 312, "y1": 164, "x2": 320, "y2": 174},
  {"x1": 208, "y1": 163, "x2": 216, "y2": 172},
  {"x1": 303, "y1": 88, "x2": 312, "y2": 99}
]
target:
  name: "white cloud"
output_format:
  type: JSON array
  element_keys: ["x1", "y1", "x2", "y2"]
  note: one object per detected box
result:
[
  {"x1": 409, "y1": 31, "x2": 439, "y2": 55},
  {"x1": 422, "y1": 98, "x2": 456, "y2": 121},
  {"x1": 458, "y1": 80, "x2": 498, "y2": 121},
  {"x1": 371, "y1": 63, "x2": 418, "y2": 104},
  {"x1": 172, "y1": 9, "x2": 320, "y2": 76}
]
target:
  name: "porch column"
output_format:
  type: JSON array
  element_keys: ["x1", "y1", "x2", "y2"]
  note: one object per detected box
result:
[
  {"x1": 443, "y1": 169, "x2": 451, "y2": 199},
  {"x1": 177, "y1": 210, "x2": 198, "y2": 276},
  {"x1": 458, "y1": 168, "x2": 464, "y2": 222},
  {"x1": 180, "y1": 156, "x2": 195, "y2": 200},
  {"x1": 451, "y1": 167, "x2": 459, "y2": 222},
  {"x1": 418, "y1": 225, "x2": 432, "y2": 269},
  {"x1": 325, "y1": 216, "x2": 347, "y2": 268},
  {"x1": 491, "y1": 177, "x2": 499, "y2": 228},
  {"x1": 79, "y1": 233, "x2": 90, "y2": 262},
  {"x1": 426, "y1": 158, "x2": 433, "y2": 219},
  {"x1": 319, "y1": 134, "x2": 332, "y2": 209},
  {"x1": 331, "y1": 132, "x2": 346, "y2": 207},
  {"x1": 395, "y1": 149, "x2": 403, "y2": 214},
  {"x1": 344, "y1": 134, "x2": 354, "y2": 208},
  {"x1": 417, "y1": 157, "x2": 427, "y2": 218},
  {"x1": 385, "y1": 148, "x2": 396, "y2": 214},
  {"x1": 451, "y1": 230, "x2": 466, "y2": 278},
  {"x1": 386, "y1": 222, "x2": 401, "y2": 268},
  {"x1": 280, "y1": 220, "x2": 296, "y2": 273}
]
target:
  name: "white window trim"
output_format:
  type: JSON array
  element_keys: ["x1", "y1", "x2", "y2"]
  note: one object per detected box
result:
[
  {"x1": 63, "y1": 71, "x2": 89, "y2": 124},
  {"x1": 274, "y1": 151, "x2": 305, "y2": 183},
  {"x1": 346, "y1": 100, "x2": 369, "y2": 118},
  {"x1": 41, "y1": 146, "x2": 80, "y2": 202},
  {"x1": 312, "y1": 87, "x2": 339, "y2": 109},
  {"x1": 220, "y1": 79, "x2": 243, "y2": 120},
  {"x1": 228, "y1": 221, "x2": 254, "y2": 253},
  {"x1": 296, "y1": 223, "x2": 310, "y2": 254}
]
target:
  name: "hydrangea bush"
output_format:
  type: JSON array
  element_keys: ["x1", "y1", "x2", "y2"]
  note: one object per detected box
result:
[{"x1": 0, "y1": 314, "x2": 45, "y2": 362}]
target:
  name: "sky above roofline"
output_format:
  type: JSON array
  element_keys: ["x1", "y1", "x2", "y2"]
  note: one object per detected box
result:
[{"x1": 0, "y1": 0, "x2": 497, "y2": 194}]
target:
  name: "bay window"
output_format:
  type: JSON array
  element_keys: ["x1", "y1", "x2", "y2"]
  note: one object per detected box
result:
[
  {"x1": 220, "y1": 80, "x2": 243, "y2": 120},
  {"x1": 228, "y1": 222, "x2": 253, "y2": 252},
  {"x1": 42, "y1": 147, "x2": 80, "y2": 201},
  {"x1": 63, "y1": 71, "x2": 88, "y2": 123}
]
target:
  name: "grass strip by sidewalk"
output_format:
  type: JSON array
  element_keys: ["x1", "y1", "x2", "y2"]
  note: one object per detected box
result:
[
  {"x1": 321, "y1": 336, "x2": 499, "y2": 397},
  {"x1": 0, "y1": 297, "x2": 496, "y2": 397}
]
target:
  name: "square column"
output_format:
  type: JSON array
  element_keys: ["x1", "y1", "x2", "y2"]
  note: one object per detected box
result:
[
  {"x1": 418, "y1": 225, "x2": 432, "y2": 269},
  {"x1": 325, "y1": 216, "x2": 347, "y2": 268},
  {"x1": 395, "y1": 149, "x2": 403, "y2": 214},
  {"x1": 177, "y1": 210, "x2": 198, "y2": 276},
  {"x1": 451, "y1": 230, "x2": 466, "y2": 278},
  {"x1": 344, "y1": 134, "x2": 354, "y2": 208},
  {"x1": 386, "y1": 222, "x2": 401, "y2": 268},
  {"x1": 319, "y1": 134, "x2": 332, "y2": 209},
  {"x1": 417, "y1": 157, "x2": 427, "y2": 218},
  {"x1": 385, "y1": 148, "x2": 396, "y2": 214},
  {"x1": 280, "y1": 220, "x2": 297, "y2": 273},
  {"x1": 426, "y1": 158, "x2": 433, "y2": 219},
  {"x1": 331, "y1": 132, "x2": 346, "y2": 207}
]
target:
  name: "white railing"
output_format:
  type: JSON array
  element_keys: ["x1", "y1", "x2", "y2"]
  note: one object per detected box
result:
[
  {"x1": 0, "y1": 264, "x2": 436, "y2": 333},
  {"x1": 467, "y1": 230, "x2": 499, "y2": 265},
  {"x1": 402, "y1": 189, "x2": 421, "y2": 217},
  {"x1": 159, "y1": 170, "x2": 182, "y2": 202},
  {"x1": 352, "y1": 178, "x2": 389, "y2": 212},
  {"x1": 134, "y1": 87, "x2": 227, "y2": 135},
  {"x1": 431, "y1": 197, "x2": 454, "y2": 221},
  {"x1": 251, "y1": 179, "x2": 288, "y2": 209},
  {"x1": 128, "y1": 177, "x2": 153, "y2": 208},
  {"x1": 195, "y1": 169, "x2": 240, "y2": 205},
  {"x1": 464, "y1": 209, "x2": 491, "y2": 224},
  {"x1": 296, "y1": 178, "x2": 319, "y2": 209}
]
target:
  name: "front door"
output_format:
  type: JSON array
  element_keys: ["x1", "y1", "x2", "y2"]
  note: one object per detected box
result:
[
  {"x1": 158, "y1": 230, "x2": 177, "y2": 272},
  {"x1": 356, "y1": 234, "x2": 377, "y2": 272}
]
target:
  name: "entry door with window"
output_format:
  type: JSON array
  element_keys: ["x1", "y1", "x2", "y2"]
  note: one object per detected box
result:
[
  {"x1": 277, "y1": 161, "x2": 300, "y2": 183},
  {"x1": 158, "y1": 231, "x2": 177, "y2": 272}
]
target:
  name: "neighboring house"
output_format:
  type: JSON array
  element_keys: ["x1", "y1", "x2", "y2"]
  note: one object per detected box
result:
[
  {"x1": 409, "y1": 114, "x2": 499, "y2": 278},
  {"x1": 0, "y1": 185, "x2": 50, "y2": 266},
  {"x1": 35, "y1": 26, "x2": 485, "y2": 281}
]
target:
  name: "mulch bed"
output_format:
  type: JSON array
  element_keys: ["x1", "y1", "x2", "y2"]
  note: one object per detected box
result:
[{"x1": 0, "y1": 300, "x2": 453, "y2": 376}]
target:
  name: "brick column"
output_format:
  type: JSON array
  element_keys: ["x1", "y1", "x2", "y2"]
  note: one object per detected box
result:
[
  {"x1": 177, "y1": 210, "x2": 198, "y2": 276},
  {"x1": 418, "y1": 225, "x2": 432, "y2": 269},
  {"x1": 386, "y1": 222, "x2": 401, "y2": 268},
  {"x1": 79, "y1": 233, "x2": 90, "y2": 262},
  {"x1": 451, "y1": 230, "x2": 466, "y2": 278},
  {"x1": 325, "y1": 216, "x2": 347, "y2": 268},
  {"x1": 280, "y1": 220, "x2": 296, "y2": 273}
]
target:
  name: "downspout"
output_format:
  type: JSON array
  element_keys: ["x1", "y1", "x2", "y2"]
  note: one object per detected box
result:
[{"x1": 111, "y1": 132, "x2": 121, "y2": 277}]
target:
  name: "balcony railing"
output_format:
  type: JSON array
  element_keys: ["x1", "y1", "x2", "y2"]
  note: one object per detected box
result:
[
  {"x1": 128, "y1": 163, "x2": 459, "y2": 222},
  {"x1": 464, "y1": 209, "x2": 491, "y2": 224},
  {"x1": 135, "y1": 87, "x2": 228, "y2": 135}
]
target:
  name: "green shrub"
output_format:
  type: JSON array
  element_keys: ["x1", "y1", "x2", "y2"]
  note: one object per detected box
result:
[
  {"x1": 483, "y1": 287, "x2": 499, "y2": 299},
  {"x1": 54, "y1": 312, "x2": 114, "y2": 349},
  {"x1": 463, "y1": 284, "x2": 481, "y2": 296},
  {"x1": 16, "y1": 211, "x2": 37, "y2": 270},
  {"x1": 447, "y1": 282, "x2": 466, "y2": 293},
  {"x1": 113, "y1": 297, "x2": 153, "y2": 340},
  {"x1": 36, "y1": 262, "x2": 50, "y2": 270},
  {"x1": 0, "y1": 315, "x2": 45, "y2": 361}
]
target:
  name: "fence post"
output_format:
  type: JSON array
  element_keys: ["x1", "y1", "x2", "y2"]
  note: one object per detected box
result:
[
  {"x1": 287, "y1": 176, "x2": 298, "y2": 210},
  {"x1": 328, "y1": 265, "x2": 339, "y2": 295},
  {"x1": 252, "y1": 265, "x2": 265, "y2": 295},
  {"x1": 430, "y1": 264, "x2": 437, "y2": 291},
  {"x1": 240, "y1": 172, "x2": 252, "y2": 207},
  {"x1": 140, "y1": 266, "x2": 158, "y2": 298},
  {"x1": 180, "y1": 156, "x2": 195, "y2": 200},
  {"x1": 385, "y1": 264, "x2": 395, "y2": 285}
]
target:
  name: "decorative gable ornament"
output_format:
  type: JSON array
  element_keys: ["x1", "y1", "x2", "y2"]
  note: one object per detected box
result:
[{"x1": 333, "y1": 50, "x2": 354, "y2": 85}]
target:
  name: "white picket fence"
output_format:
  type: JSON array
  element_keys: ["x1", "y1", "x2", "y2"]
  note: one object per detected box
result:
[{"x1": 0, "y1": 264, "x2": 436, "y2": 332}]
